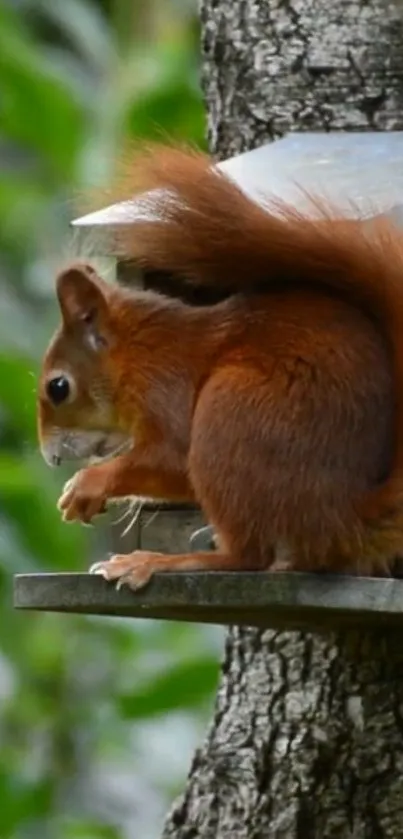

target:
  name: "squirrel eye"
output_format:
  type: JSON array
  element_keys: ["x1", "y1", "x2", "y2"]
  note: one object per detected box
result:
[{"x1": 46, "y1": 375, "x2": 71, "y2": 406}]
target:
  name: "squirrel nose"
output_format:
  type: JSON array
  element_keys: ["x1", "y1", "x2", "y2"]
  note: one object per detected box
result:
[{"x1": 39, "y1": 438, "x2": 64, "y2": 467}]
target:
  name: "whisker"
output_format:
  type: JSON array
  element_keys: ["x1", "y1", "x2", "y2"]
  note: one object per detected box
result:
[
  {"x1": 111, "y1": 503, "x2": 134, "y2": 526},
  {"x1": 122, "y1": 499, "x2": 144, "y2": 537},
  {"x1": 143, "y1": 507, "x2": 159, "y2": 530}
]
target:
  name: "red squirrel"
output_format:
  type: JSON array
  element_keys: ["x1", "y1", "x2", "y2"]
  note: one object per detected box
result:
[{"x1": 37, "y1": 145, "x2": 403, "y2": 590}]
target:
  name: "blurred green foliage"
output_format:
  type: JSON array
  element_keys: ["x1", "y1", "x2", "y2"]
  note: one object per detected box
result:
[{"x1": 0, "y1": 1, "x2": 221, "y2": 837}]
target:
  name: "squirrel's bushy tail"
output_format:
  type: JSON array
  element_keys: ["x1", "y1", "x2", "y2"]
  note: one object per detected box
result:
[{"x1": 100, "y1": 145, "x2": 403, "y2": 537}]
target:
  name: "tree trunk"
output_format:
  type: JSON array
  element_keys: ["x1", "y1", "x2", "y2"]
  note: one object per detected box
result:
[{"x1": 162, "y1": 1, "x2": 403, "y2": 837}]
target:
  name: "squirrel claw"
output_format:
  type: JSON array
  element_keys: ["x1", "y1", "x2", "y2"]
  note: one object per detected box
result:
[
  {"x1": 88, "y1": 551, "x2": 163, "y2": 591},
  {"x1": 88, "y1": 561, "x2": 109, "y2": 579},
  {"x1": 57, "y1": 468, "x2": 107, "y2": 524}
]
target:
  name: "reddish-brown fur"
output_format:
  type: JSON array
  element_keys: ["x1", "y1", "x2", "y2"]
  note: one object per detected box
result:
[{"x1": 37, "y1": 147, "x2": 403, "y2": 587}]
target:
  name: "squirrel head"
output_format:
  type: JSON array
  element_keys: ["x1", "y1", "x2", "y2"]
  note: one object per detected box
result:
[{"x1": 37, "y1": 262, "x2": 133, "y2": 467}]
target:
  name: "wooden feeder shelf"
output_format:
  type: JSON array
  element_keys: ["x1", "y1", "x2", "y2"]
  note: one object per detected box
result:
[{"x1": 13, "y1": 571, "x2": 403, "y2": 632}]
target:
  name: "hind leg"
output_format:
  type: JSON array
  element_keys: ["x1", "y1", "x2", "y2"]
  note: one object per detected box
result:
[{"x1": 187, "y1": 365, "x2": 282, "y2": 571}]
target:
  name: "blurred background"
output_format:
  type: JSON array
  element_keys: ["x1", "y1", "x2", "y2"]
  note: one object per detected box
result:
[{"x1": 0, "y1": 1, "x2": 223, "y2": 837}]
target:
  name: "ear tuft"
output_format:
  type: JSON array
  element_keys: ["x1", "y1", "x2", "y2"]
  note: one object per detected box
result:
[{"x1": 56, "y1": 263, "x2": 107, "y2": 324}]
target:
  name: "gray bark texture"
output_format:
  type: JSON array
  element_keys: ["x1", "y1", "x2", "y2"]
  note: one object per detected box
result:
[{"x1": 162, "y1": 1, "x2": 403, "y2": 837}]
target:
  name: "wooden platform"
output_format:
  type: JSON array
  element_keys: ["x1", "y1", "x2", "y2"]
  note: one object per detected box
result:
[{"x1": 13, "y1": 571, "x2": 403, "y2": 632}]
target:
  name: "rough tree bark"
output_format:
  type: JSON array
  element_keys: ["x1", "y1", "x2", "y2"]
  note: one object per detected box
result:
[{"x1": 162, "y1": 1, "x2": 403, "y2": 837}]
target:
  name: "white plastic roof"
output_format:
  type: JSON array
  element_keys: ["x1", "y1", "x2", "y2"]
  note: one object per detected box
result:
[{"x1": 71, "y1": 131, "x2": 403, "y2": 252}]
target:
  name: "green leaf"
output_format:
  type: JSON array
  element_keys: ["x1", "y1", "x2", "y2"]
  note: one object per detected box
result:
[
  {"x1": 61, "y1": 820, "x2": 120, "y2": 839},
  {"x1": 122, "y1": 38, "x2": 205, "y2": 146},
  {"x1": 0, "y1": 452, "x2": 89, "y2": 570},
  {"x1": 0, "y1": 5, "x2": 85, "y2": 181},
  {"x1": 0, "y1": 353, "x2": 37, "y2": 439},
  {"x1": 35, "y1": 0, "x2": 115, "y2": 74},
  {"x1": 118, "y1": 656, "x2": 219, "y2": 719}
]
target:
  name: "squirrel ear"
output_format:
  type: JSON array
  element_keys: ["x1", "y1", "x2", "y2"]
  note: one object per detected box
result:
[
  {"x1": 56, "y1": 264, "x2": 109, "y2": 349},
  {"x1": 56, "y1": 264, "x2": 106, "y2": 321}
]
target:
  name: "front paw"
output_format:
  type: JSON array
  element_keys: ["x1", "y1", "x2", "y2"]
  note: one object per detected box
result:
[
  {"x1": 57, "y1": 468, "x2": 108, "y2": 524},
  {"x1": 89, "y1": 551, "x2": 163, "y2": 591}
]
